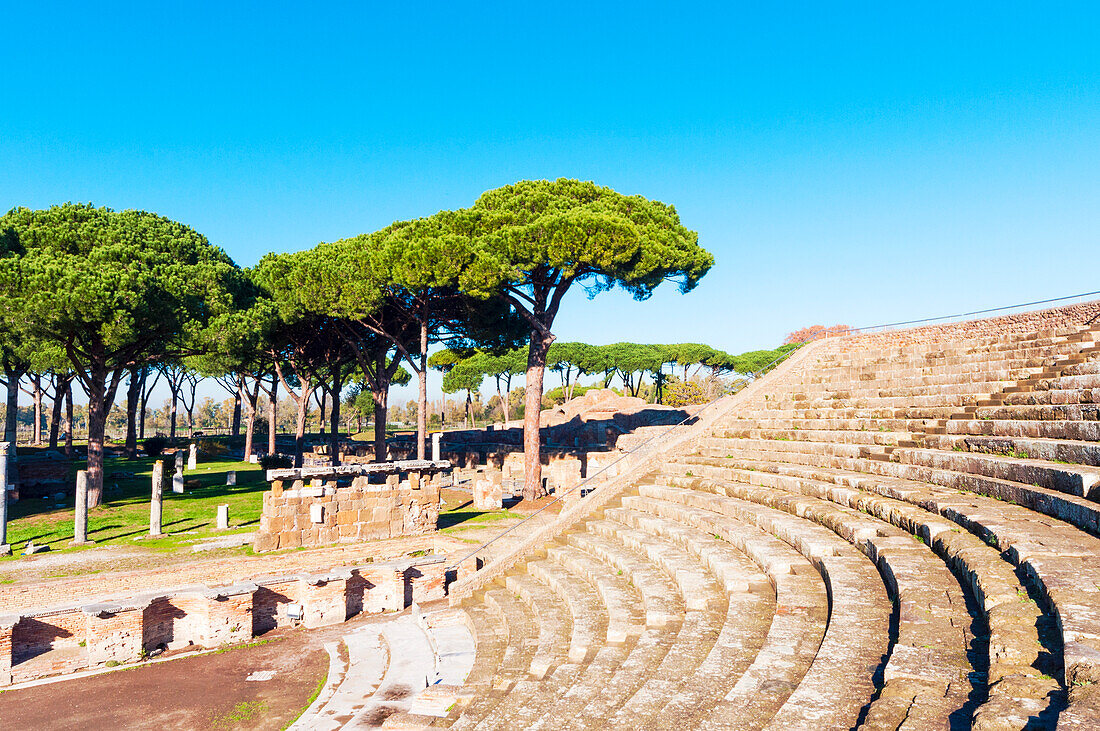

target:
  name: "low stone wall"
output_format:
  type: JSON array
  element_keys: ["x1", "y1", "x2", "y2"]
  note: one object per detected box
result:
[
  {"x1": 0, "y1": 555, "x2": 457, "y2": 686},
  {"x1": 253, "y1": 462, "x2": 451, "y2": 552}
]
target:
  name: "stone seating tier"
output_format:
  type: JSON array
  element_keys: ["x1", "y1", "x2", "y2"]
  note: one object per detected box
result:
[{"x1": 428, "y1": 304, "x2": 1100, "y2": 730}]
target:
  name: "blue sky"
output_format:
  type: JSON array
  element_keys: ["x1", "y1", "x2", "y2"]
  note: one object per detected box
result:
[{"x1": 3, "y1": 2, "x2": 1099, "y2": 403}]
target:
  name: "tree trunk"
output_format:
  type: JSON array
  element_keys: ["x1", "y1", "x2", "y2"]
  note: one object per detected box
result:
[
  {"x1": 49, "y1": 379, "x2": 64, "y2": 449},
  {"x1": 504, "y1": 375, "x2": 513, "y2": 425},
  {"x1": 138, "y1": 368, "x2": 148, "y2": 439},
  {"x1": 32, "y1": 376, "x2": 43, "y2": 445},
  {"x1": 293, "y1": 386, "x2": 309, "y2": 468},
  {"x1": 124, "y1": 368, "x2": 141, "y2": 458},
  {"x1": 329, "y1": 373, "x2": 342, "y2": 468},
  {"x1": 4, "y1": 371, "x2": 20, "y2": 445},
  {"x1": 522, "y1": 331, "x2": 554, "y2": 501},
  {"x1": 64, "y1": 382, "x2": 73, "y2": 456},
  {"x1": 231, "y1": 390, "x2": 241, "y2": 437},
  {"x1": 240, "y1": 380, "x2": 257, "y2": 463},
  {"x1": 464, "y1": 391, "x2": 471, "y2": 430},
  {"x1": 169, "y1": 388, "x2": 178, "y2": 440},
  {"x1": 417, "y1": 318, "x2": 428, "y2": 460},
  {"x1": 268, "y1": 378, "x2": 278, "y2": 455},
  {"x1": 373, "y1": 391, "x2": 388, "y2": 462},
  {"x1": 84, "y1": 366, "x2": 119, "y2": 508}
]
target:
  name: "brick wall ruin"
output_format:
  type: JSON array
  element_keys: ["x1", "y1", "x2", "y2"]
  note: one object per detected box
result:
[{"x1": 0, "y1": 554, "x2": 468, "y2": 687}]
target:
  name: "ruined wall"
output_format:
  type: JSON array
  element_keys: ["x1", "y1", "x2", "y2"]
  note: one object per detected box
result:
[
  {"x1": 253, "y1": 475, "x2": 441, "y2": 552},
  {"x1": 0, "y1": 556, "x2": 457, "y2": 687}
]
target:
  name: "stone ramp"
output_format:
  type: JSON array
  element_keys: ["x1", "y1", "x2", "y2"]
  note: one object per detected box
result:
[{"x1": 288, "y1": 609, "x2": 475, "y2": 731}]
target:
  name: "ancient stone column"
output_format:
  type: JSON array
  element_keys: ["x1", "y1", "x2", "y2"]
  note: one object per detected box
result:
[
  {"x1": 73, "y1": 470, "x2": 89, "y2": 545},
  {"x1": 0, "y1": 443, "x2": 9, "y2": 556},
  {"x1": 187, "y1": 443, "x2": 197, "y2": 471},
  {"x1": 174, "y1": 448, "x2": 184, "y2": 474},
  {"x1": 431, "y1": 432, "x2": 441, "y2": 462},
  {"x1": 149, "y1": 460, "x2": 164, "y2": 536},
  {"x1": 226, "y1": 471, "x2": 236, "y2": 486},
  {"x1": 172, "y1": 470, "x2": 184, "y2": 494},
  {"x1": 216, "y1": 504, "x2": 229, "y2": 530}
]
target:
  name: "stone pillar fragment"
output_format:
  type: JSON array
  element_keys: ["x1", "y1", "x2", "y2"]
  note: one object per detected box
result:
[
  {"x1": 0, "y1": 613, "x2": 16, "y2": 685},
  {"x1": 172, "y1": 471, "x2": 184, "y2": 494},
  {"x1": 150, "y1": 460, "x2": 163, "y2": 536},
  {"x1": 0, "y1": 443, "x2": 9, "y2": 556},
  {"x1": 174, "y1": 449, "x2": 184, "y2": 474},
  {"x1": 187, "y1": 443, "x2": 197, "y2": 471},
  {"x1": 216, "y1": 504, "x2": 229, "y2": 530},
  {"x1": 431, "y1": 432, "x2": 441, "y2": 462},
  {"x1": 72, "y1": 470, "x2": 90, "y2": 545},
  {"x1": 226, "y1": 471, "x2": 236, "y2": 486}
]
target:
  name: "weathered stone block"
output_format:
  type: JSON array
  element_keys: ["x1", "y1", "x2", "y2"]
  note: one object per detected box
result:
[
  {"x1": 253, "y1": 532, "x2": 279, "y2": 552},
  {"x1": 474, "y1": 478, "x2": 503, "y2": 511}
]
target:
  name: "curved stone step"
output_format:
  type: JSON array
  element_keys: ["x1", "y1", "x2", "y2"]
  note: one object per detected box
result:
[
  {"x1": 347, "y1": 617, "x2": 434, "y2": 727},
  {"x1": 502, "y1": 571, "x2": 572, "y2": 679},
  {"x1": 510, "y1": 526, "x2": 693, "y2": 728},
  {"x1": 448, "y1": 600, "x2": 510, "y2": 729},
  {"x1": 700, "y1": 452, "x2": 1100, "y2": 723},
  {"x1": 523, "y1": 560, "x2": 601, "y2": 664},
  {"x1": 472, "y1": 563, "x2": 596, "y2": 731},
  {"x1": 617, "y1": 495, "x2": 832, "y2": 728},
  {"x1": 538, "y1": 542, "x2": 673, "y2": 731},
  {"x1": 566, "y1": 531, "x2": 683, "y2": 628},
  {"x1": 607, "y1": 504, "x2": 778, "y2": 726},
  {"x1": 709, "y1": 453, "x2": 1065, "y2": 727},
  {"x1": 586, "y1": 519, "x2": 720, "y2": 612},
  {"x1": 545, "y1": 543, "x2": 646, "y2": 641},
  {"x1": 304, "y1": 627, "x2": 387, "y2": 730},
  {"x1": 582, "y1": 518, "x2": 728, "y2": 726},
  {"x1": 482, "y1": 588, "x2": 542, "y2": 679},
  {"x1": 636, "y1": 484, "x2": 904, "y2": 729}
]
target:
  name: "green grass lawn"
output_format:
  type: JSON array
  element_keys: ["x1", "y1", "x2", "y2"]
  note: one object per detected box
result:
[
  {"x1": 3, "y1": 454, "x2": 267, "y2": 561},
  {"x1": 437, "y1": 508, "x2": 526, "y2": 531}
]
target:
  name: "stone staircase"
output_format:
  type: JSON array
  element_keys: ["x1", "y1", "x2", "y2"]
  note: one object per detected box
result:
[{"x1": 411, "y1": 303, "x2": 1100, "y2": 729}]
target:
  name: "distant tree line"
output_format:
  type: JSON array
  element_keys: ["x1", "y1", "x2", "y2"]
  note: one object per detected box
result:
[{"x1": 427, "y1": 341, "x2": 799, "y2": 416}]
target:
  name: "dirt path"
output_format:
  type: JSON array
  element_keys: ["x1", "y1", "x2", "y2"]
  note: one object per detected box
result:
[{"x1": 0, "y1": 628, "x2": 330, "y2": 730}]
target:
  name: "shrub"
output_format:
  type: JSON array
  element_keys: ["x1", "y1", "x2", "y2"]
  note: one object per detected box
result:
[
  {"x1": 259, "y1": 454, "x2": 292, "y2": 470},
  {"x1": 664, "y1": 380, "x2": 708, "y2": 407},
  {"x1": 143, "y1": 436, "x2": 168, "y2": 458}
]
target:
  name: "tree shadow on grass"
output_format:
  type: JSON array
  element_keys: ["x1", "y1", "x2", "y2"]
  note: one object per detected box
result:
[{"x1": 437, "y1": 510, "x2": 495, "y2": 530}]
